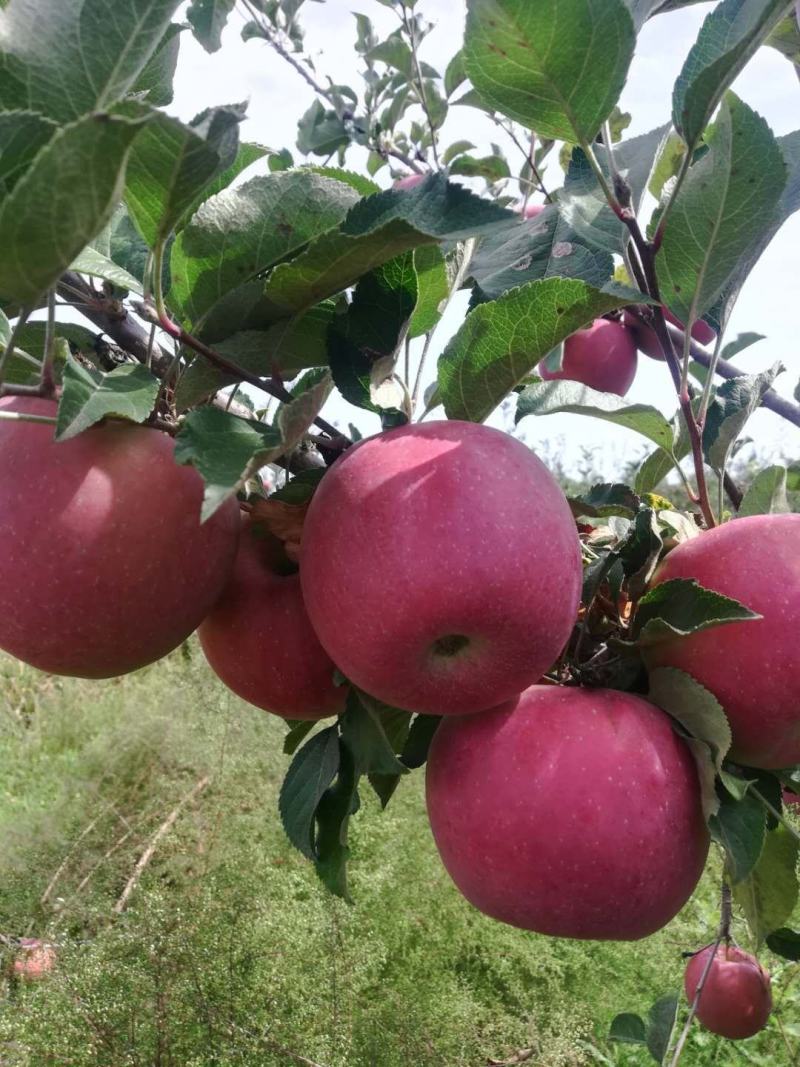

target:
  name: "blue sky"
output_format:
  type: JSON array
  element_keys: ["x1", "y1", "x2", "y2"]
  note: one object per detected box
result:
[{"x1": 171, "y1": 1, "x2": 800, "y2": 477}]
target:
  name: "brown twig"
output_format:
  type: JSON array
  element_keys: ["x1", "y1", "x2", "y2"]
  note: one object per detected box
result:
[
  {"x1": 156, "y1": 311, "x2": 350, "y2": 447},
  {"x1": 113, "y1": 776, "x2": 210, "y2": 915},
  {"x1": 57, "y1": 272, "x2": 173, "y2": 377}
]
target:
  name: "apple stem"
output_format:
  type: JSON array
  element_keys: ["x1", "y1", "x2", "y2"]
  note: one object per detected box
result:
[
  {"x1": 39, "y1": 288, "x2": 58, "y2": 398},
  {"x1": 751, "y1": 786, "x2": 800, "y2": 846}
]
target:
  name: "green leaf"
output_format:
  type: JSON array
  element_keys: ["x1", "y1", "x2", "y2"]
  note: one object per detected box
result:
[
  {"x1": 647, "y1": 129, "x2": 687, "y2": 201},
  {"x1": 734, "y1": 825, "x2": 800, "y2": 944},
  {"x1": 399, "y1": 714, "x2": 441, "y2": 770},
  {"x1": 173, "y1": 406, "x2": 282, "y2": 520},
  {"x1": 408, "y1": 246, "x2": 449, "y2": 339},
  {"x1": 444, "y1": 48, "x2": 467, "y2": 97},
  {"x1": 278, "y1": 725, "x2": 340, "y2": 859},
  {"x1": 646, "y1": 994, "x2": 679, "y2": 1065},
  {"x1": 560, "y1": 125, "x2": 670, "y2": 256},
  {"x1": 738, "y1": 465, "x2": 791, "y2": 517},
  {"x1": 314, "y1": 740, "x2": 358, "y2": 900},
  {"x1": 0, "y1": 110, "x2": 58, "y2": 199},
  {"x1": 708, "y1": 127, "x2": 800, "y2": 330},
  {"x1": 647, "y1": 667, "x2": 732, "y2": 770},
  {"x1": 273, "y1": 368, "x2": 333, "y2": 456},
  {"x1": 270, "y1": 468, "x2": 327, "y2": 506},
  {"x1": 131, "y1": 21, "x2": 184, "y2": 107},
  {"x1": 516, "y1": 377, "x2": 674, "y2": 451},
  {"x1": 329, "y1": 254, "x2": 416, "y2": 416},
  {"x1": 70, "y1": 247, "x2": 144, "y2": 296},
  {"x1": 468, "y1": 204, "x2": 614, "y2": 301},
  {"x1": 702, "y1": 364, "x2": 783, "y2": 473},
  {"x1": 672, "y1": 0, "x2": 791, "y2": 150},
  {"x1": 282, "y1": 719, "x2": 317, "y2": 757},
  {"x1": 766, "y1": 927, "x2": 800, "y2": 961},
  {"x1": 55, "y1": 355, "x2": 159, "y2": 442},
  {"x1": 125, "y1": 104, "x2": 244, "y2": 248},
  {"x1": 340, "y1": 691, "x2": 409, "y2": 778},
  {"x1": 0, "y1": 0, "x2": 183, "y2": 122},
  {"x1": 302, "y1": 166, "x2": 380, "y2": 198},
  {"x1": 260, "y1": 174, "x2": 512, "y2": 324},
  {"x1": 710, "y1": 788, "x2": 766, "y2": 883},
  {"x1": 296, "y1": 98, "x2": 349, "y2": 157},
  {"x1": 634, "y1": 579, "x2": 761, "y2": 647},
  {"x1": 464, "y1": 0, "x2": 635, "y2": 143},
  {"x1": 449, "y1": 154, "x2": 510, "y2": 183},
  {"x1": 609, "y1": 1013, "x2": 647, "y2": 1046},
  {"x1": 659, "y1": 94, "x2": 787, "y2": 325},
  {"x1": 720, "y1": 331, "x2": 765, "y2": 361},
  {"x1": 170, "y1": 170, "x2": 361, "y2": 325},
  {"x1": 186, "y1": 0, "x2": 236, "y2": 52},
  {"x1": 441, "y1": 279, "x2": 648, "y2": 423},
  {"x1": 570, "y1": 482, "x2": 640, "y2": 519},
  {"x1": 0, "y1": 111, "x2": 148, "y2": 305}
]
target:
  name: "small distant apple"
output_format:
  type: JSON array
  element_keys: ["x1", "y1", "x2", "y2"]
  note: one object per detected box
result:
[
  {"x1": 539, "y1": 318, "x2": 638, "y2": 396},
  {"x1": 623, "y1": 307, "x2": 716, "y2": 360},
  {"x1": 685, "y1": 944, "x2": 771, "y2": 1039},
  {"x1": 783, "y1": 788, "x2": 800, "y2": 809},
  {"x1": 520, "y1": 202, "x2": 545, "y2": 219},
  {"x1": 13, "y1": 939, "x2": 56, "y2": 980},
  {"x1": 393, "y1": 173, "x2": 425, "y2": 191}
]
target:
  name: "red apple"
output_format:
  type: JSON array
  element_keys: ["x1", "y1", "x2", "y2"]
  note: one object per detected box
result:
[
  {"x1": 13, "y1": 939, "x2": 56, "y2": 979},
  {"x1": 300, "y1": 421, "x2": 581, "y2": 716},
  {"x1": 426, "y1": 685, "x2": 709, "y2": 938},
  {"x1": 199, "y1": 518, "x2": 344, "y2": 720},
  {"x1": 623, "y1": 307, "x2": 716, "y2": 360},
  {"x1": 685, "y1": 944, "x2": 771, "y2": 1039},
  {"x1": 644, "y1": 514, "x2": 800, "y2": 769},
  {"x1": 393, "y1": 173, "x2": 425, "y2": 191},
  {"x1": 0, "y1": 396, "x2": 240, "y2": 678},
  {"x1": 540, "y1": 318, "x2": 638, "y2": 396},
  {"x1": 783, "y1": 788, "x2": 800, "y2": 809},
  {"x1": 520, "y1": 202, "x2": 545, "y2": 219}
]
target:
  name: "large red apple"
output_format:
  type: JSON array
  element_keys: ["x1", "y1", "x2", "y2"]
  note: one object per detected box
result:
[
  {"x1": 199, "y1": 518, "x2": 344, "y2": 720},
  {"x1": 300, "y1": 421, "x2": 581, "y2": 716},
  {"x1": 684, "y1": 944, "x2": 772, "y2": 1039},
  {"x1": 644, "y1": 514, "x2": 800, "y2": 769},
  {"x1": 623, "y1": 307, "x2": 716, "y2": 360},
  {"x1": 425, "y1": 685, "x2": 709, "y2": 938},
  {"x1": 539, "y1": 319, "x2": 638, "y2": 396},
  {"x1": 0, "y1": 396, "x2": 240, "y2": 678}
]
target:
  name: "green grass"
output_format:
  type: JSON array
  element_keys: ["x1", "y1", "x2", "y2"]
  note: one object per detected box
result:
[{"x1": 0, "y1": 650, "x2": 797, "y2": 1066}]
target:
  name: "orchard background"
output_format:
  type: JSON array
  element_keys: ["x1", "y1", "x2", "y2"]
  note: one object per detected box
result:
[{"x1": 1, "y1": 0, "x2": 800, "y2": 1065}]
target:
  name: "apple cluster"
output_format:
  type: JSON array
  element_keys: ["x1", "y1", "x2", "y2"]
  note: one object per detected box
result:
[{"x1": 2, "y1": 396, "x2": 794, "y2": 1043}]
